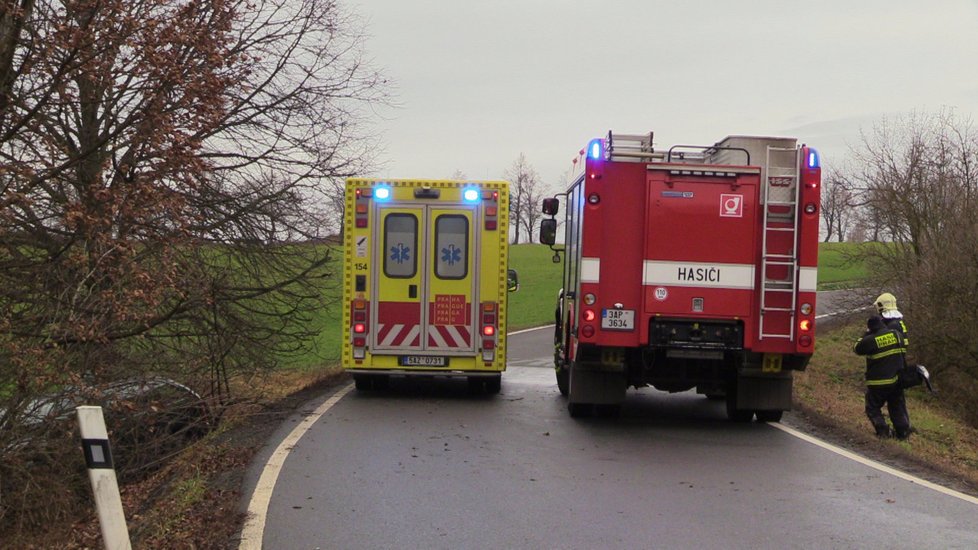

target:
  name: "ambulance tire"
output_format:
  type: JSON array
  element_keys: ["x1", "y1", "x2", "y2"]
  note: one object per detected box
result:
[
  {"x1": 486, "y1": 374, "x2": 502, "y2": 394},
  {"x1": 755, "y1": 410, "x2": 783, "y2": 423},
  {"x1": 353, "y1": 374, "x2": 371, "y2": 391},
  {"x1": 556, "y1": 367, "x2": 569, "y2": 396}
]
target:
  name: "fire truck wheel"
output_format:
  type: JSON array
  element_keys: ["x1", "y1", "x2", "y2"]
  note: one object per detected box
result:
[
  {"x1": 725, "y1": 396, "x2": 754, "y2": 422},
  {"x1": 353, "y1": 374, "x2": 371, "y2": 391},
  {"x1": 568, "y1": 402, "x2": 593, "y2": 418},
  {"x1": 755, "y1": 410, "x2": 783, "y2": 423},
  {"x1": 595, "y1": 404, "x2": 621, "y2": 418},
  {"x1": 556, "y1": 368, "x2": 569, "y2": 396}
]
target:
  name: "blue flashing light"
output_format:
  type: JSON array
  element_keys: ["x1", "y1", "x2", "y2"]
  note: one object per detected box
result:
[
  {"x1": 374, "y1": 185, "x2": 392, "y2": 201},
  {"x1": 462, "y1": 187, "x2": 480, "y2": 202},
  {"x1": 588, "y1": 138, "x2": 603, "y2": 160},
  {"x1": 807, "y1": 148, "x2": 821, "y2": 169}
]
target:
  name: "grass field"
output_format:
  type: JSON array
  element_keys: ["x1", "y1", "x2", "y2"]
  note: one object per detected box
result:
[{"x1": 817, "y1": 241, "x2": 880, "y2": 288}]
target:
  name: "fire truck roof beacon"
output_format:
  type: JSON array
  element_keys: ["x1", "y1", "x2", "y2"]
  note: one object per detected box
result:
[
  {"x1": 463, "y1": 187, "x2": 480, "y2": 202},
  {"x1": 588, "y1": 139, "x2": 603, "y2": 160},
  {"x1": 374, "y1": 185, "x2": 391, "y2": 201},
  {"x1": 808, "y1": 149, "x2": 821, "y2": 169}
]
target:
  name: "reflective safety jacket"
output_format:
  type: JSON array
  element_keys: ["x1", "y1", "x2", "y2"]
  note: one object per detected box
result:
[
  {"x1": 884, "y1": 316, "x2": 910, "y2": 359},
  {"x1": 854, "y1": 327, "x2": 906, "y2": 386}
]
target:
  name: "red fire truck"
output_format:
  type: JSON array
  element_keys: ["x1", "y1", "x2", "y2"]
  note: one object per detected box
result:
[{"x1": 540, "y1": 132, "x2": 821, "y2": 421}]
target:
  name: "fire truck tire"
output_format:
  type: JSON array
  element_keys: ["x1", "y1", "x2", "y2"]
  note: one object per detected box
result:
[
  {"x1": 353, "y1": 374, "x2": 370, "y2": 391},
  {"x1": 556, "y1": 368, "x2": 569, "y2": 396},
  {"x1": 568, "y1": 402, "x2": 593, "y2": 418},
  {"x1": 595, "y1": 404, "x2": 622, "y2": 418},
  {"x1": 725, "y1": 395, "x2": 755, "y2": 422},
  {"x1": 755, "y1": 410, "x2": 783, "y2": 423}
]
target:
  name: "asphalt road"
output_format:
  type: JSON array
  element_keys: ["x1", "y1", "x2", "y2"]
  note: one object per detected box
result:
[{"x1": 243, "y1": 296, "x2": 978, "y2": 549}]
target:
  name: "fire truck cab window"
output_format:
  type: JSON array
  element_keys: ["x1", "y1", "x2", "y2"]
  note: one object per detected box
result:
[
  {"x1": 383, "y1": 213, "x2": 418, "y2": 278},
  {"x1": 435, "y1": 214, "x2": 468, "y2": 280}
]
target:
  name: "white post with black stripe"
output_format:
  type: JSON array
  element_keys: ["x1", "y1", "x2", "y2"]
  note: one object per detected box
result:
[{"x1": 76, "y1": 406, "x2": 132, "y2": 550}]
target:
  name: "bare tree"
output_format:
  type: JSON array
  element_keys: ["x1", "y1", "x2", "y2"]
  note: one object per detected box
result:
[
  {"x1": 503, "y1": 153, "x2": 542, "y2": 244},
  {"x1": 0, "y1": 0, "x2": 387, "y2": 533},
  {"x1": 820, "y1": 167, "x2": 858, "y2": 242},
  {"x1": 843, "y1": 109, "x2": 978, "y2": 420}
]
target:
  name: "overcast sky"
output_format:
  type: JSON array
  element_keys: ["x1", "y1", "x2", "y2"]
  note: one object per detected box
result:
[{"x1": 350, "y1": 0, "x2": 978, "y2": 188}]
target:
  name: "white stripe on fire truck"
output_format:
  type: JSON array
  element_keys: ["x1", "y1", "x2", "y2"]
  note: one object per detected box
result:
[
  {"x1": 445, "y1": 325, "x2": 468, "y2": 347},
  {"x1": 643, "y1": 260, "x2": 755, "y2": 290},
  {"x1": 798, "y1": 267, "x2": 817, "y2": 292},
  {"x1": 403, "y1": 324, "x2": 421, "y2": 346},
  {"x1": 581, "y1": 258, "x2": 600, "y2": 283},
  {"x1": 429, "y1": 326, "x2": 448, "y2": 348}
]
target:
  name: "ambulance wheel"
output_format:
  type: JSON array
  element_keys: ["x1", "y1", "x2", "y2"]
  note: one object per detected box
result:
[
  {"x1": 485, "y1": 374, "x2": 502, "y2": 394},
  {"x1": 353, "y1": 374, "x2": 371, "y2": 391},
  {"x1": 756, "y1": 410, "x2": 783, "y2": 423},
  {"x1": 556, "y1": 367, "x2": 569, "y2": 396}
]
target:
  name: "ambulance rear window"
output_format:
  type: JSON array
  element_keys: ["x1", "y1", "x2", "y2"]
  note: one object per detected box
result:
[
  {"x1": 435, "y1": 215, "x2": 468, "y2": 280},
  {"x1": 383, "y1": 213, "x2": 417, "y2": 278}
]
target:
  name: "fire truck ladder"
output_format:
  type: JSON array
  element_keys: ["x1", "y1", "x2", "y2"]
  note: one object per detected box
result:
[{"x1": 759, "y1": 146, "x2": 801, "y2": 340}]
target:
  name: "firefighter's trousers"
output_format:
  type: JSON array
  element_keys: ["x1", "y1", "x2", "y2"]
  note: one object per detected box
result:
[{"x1": 865, "y1": 384, "x2": 910, "y2": 438}]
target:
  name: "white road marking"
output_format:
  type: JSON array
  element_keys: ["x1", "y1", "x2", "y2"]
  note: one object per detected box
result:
[
  {"x1": 770, "y1": 422, "x2": 978, "y2": 506},
  {"x1": 508, "y1": 325, "x2": 553, "y2": 336},
  {"x1": 238, "y1": 383, "x2": 355, "y2": 549}
]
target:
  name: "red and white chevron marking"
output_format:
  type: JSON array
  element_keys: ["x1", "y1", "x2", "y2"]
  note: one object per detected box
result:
[
  {"x1": 376, "y1": 323, "x2": 421, "y2": 347},
  {"x1": 427, "y1": 325, "x2": 472, "y2": 349}
]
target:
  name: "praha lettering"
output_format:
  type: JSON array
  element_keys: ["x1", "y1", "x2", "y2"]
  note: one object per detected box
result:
[{"x1": 677, "y1": 267, "x2": 720, "y2": 282}]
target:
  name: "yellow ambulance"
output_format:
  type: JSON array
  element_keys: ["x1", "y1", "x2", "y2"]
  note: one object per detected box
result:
[{"x1": 342, "y1": 179, "x2": 517, "y2": 393}]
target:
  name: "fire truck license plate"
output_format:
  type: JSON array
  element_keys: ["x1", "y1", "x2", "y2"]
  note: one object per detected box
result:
[
  {"x1": 601, "y1": 309, "x2": 635, "y2": 330},
  {"x1": 399, "y1": 356, "x2": 448, "y2": 367}
]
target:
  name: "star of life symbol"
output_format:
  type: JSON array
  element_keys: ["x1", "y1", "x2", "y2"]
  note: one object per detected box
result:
[
  {"x1": 390, "y1": 243, "x2": 411, "y2": 264},
  {"x1": 441, "y1": 244, "x2": 462, "y2": 266}
]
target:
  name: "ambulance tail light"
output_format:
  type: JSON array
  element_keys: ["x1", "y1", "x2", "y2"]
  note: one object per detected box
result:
[
  {"x1": 351, "y1": 299, "x2": 369, "y2": 361},
  {"x1": 481, "y1": 302, "x2": 498, "y2": 364}
]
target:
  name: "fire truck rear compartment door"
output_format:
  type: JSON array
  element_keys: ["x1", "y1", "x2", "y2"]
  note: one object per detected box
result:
[{"x1": 645, "y1": 174, "x2": 758, "y2": 318}]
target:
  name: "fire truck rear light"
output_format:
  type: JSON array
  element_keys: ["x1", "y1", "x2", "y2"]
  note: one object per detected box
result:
[
  {"x1": 482, "y1": 349, "x2": 495, "y2": 362},
  {"x1": 799, "y1": 319, "x2": 811, "y2": 331},
  {"x1": 356, "y1": 204, "x2": 368, "y2": 214},
  {"x1": 583, "y1": 309, "x2": 596, "y2": 322},
  {"x1": 354, "y1": 323, "x2": 366, "y2": 334},
  {"x1": 353, "y1": 337, "x2": 366, "y2": 347},
  {"x1": 353, "y1": 299, "x2": 367, "y2": 310},
  {"x1": 588, "y1": 193, "x2": 600, "y2": 205},
  {"x1": 799, "y1": 335, "x2": 812, "y2": 347},
  {"x1": 483, "y1": 303, "x2": 496, "y2": 312},
  {"x1": 486, "y1": 206, "x2": 497, "y2": 216},
  {"x1": 483, "y1": 340, "x2": 495, "y2": 350},
  {"x1": 482, "y1": 191, "x2": 493, "y2": 200},
  {"x1": 583, "y1": 293, "x2": 596, "y2": 305},
  {"x1": 804, "y1": 203, "x2": 817, "y2": 215},
  {"x1": 356, "y1": 218, "x2": 367, "y2": 228},
  {"x1": 581, "y1": 325, "x2": 595, "y2": 338},
  {"x1": 483, "y1": 325, "x2": 495, "y2": 337},
  {"x1": 483, "y1": 314, "x2": 495, "y2": 325},
  {"x1": 800, "y1": 303, "x2": 812, "y2": 315},
  {"x1": 485, "y1": 220, "x2": 497, "y2": 230},
  {"x1": 354, "y1": 311, "x2": 366, "y2": 322},
  {"x1": 353, "y1": 348, "x2": 366, "y2": 360}
]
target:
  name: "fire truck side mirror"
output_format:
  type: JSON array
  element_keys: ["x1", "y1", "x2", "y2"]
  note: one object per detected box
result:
[
  {"x1": 541, "y1": 198, "x2": 560, "y2": 216},
  {"x1": 507, "y1": 269, "x2": 520, "y2": 292},
  {"x1": 540, "y1": 219, "x2": 557, "y2": 246}
]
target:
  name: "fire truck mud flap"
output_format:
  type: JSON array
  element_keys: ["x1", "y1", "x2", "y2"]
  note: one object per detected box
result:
[
  {"x1": 568, "y1": 361, "x2": 627, "y2": 412},
  {"x1": 728, "y1": 371, "x2": 792, "y2": 421}
]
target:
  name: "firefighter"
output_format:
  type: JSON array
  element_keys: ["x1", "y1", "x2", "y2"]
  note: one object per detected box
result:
[{"x1": 854, "y1": 315, "x2": 911, "y2": 439}]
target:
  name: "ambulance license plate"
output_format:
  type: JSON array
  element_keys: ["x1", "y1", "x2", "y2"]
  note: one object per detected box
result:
[
  {"x1": 601, "y1": 309, "x2": 635, "y2": 330},
  {"x1": 399, "y1": 355, "x2": 448, "y2": 367}
]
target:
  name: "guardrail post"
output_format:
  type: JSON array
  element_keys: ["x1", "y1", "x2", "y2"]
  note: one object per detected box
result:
[{"x1": 76, "y1": 405, "x2": 132, "y2": 550}]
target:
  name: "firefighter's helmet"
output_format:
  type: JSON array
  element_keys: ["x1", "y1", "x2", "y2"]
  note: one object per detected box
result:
[{"x1": 875, "y1": 292, "x2": 898, "y2": 314}]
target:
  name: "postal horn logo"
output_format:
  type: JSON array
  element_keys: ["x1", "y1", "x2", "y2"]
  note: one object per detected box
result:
[{"x1": 720, "y1": 194, "x2": 743, "y2": 217}]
